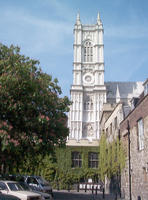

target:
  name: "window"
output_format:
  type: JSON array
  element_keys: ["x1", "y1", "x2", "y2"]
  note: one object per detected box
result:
[
  {"x1": 88, "y1": 152, "x2": 98, "y2": 168},
  {"x1": 138, "y1": 118, "x2": 144, "y2": 150},
  {"x1": 84, "y1": 101, "x2": 93, "y2": 110},
  {"x1": 8, "y1": 182, "x2": 23, "y2": 191},
  {"x1": 26, "y1": 177, "x2": 38, "y2": 185},
  {"x1": 83, "y1": 41, "x2": 93, "y2": 62},
  {"x1": 0, "y1": 182, "x2": 7, "y2": 190},
  {"x1": 83, "y1": 95, "x2": 93, "y2": 110},
  {"x1": 110, "y1": 123, "x2": 112, "y2": 135},
  {"x1": 71, "y1": 152, "x2": 82, "y2": 168},
  {"x1": 114, "y1": 117, "x2": 117, "y2": 130}
]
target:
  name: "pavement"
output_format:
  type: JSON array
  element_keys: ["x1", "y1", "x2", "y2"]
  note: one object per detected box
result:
[{"x1": 53, "y1": 189, "x2": 124, "y2": 200}]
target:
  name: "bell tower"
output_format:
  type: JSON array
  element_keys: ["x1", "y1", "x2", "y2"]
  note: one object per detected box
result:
[{"x1": 67, "y1": 13, "x2": 106, "y2": 146}]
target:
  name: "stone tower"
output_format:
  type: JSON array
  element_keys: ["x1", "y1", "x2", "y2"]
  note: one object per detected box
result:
[{"x1": 67, "y1": 13, "x2": 106, "y2": 146}]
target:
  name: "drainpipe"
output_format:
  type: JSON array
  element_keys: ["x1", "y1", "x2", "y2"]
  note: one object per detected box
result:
[{"x1": 127, "y1": 120, "x2": 132, "y2": 200}]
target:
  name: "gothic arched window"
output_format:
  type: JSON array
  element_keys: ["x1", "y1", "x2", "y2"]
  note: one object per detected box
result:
[
  {"x1": 84, "y1": 96, "x2": 93, "y2": 110},
  {"x1": 83, "y1": 40, "x2": 93, "y2": 62}
]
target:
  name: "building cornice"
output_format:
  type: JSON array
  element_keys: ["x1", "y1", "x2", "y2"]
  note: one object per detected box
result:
[
  {"x1": 93, "y1": 44, "x2": 104, "y2": 47},
  {"x1": 72, "y1": 69, "x2": 82, "y2": 72},
  {"x1": 72, "y1": 69, "x2": 105, "y2": 73},
  {"x1": 73, "y1": 62, "x2": 104, "y2": 65},
  {"x1": 73, "y1": 44, "x2": 81, "y2": 47},
  {"x1": 66, "y1": 138, "x2": 99, "y2": 146},
  {"x1": 73, "y1": 44, "x2": 104, "y2": 47}
]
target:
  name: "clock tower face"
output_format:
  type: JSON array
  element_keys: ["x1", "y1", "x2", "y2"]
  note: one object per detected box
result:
[{"x1": 83, "y1": 73, "x2": 94, "y2": 85}]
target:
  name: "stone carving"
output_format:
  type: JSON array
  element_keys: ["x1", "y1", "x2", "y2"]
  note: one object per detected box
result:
[
  {"x1": 84, "y1": 94, "x2": 93, "y2": 110},
  {"x1": 83, "y1": 32, "x2": 93, "y2": 42},
  {"x1": 83, "y1": 73, "x2": 94, "y2": 85},
  {"x1": 83, "y1": 123, "x2": 94, "y2": 137},
  {"x1": 83, "y1": 68, "x2": 92, "y2": 72},
  {"x1": 85, "y1": 75, "x2": 92, "y2": 82}
]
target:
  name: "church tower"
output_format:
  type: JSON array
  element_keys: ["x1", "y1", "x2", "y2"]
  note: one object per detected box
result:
[{"x1": 67, "y1": 13, "x2": 106, "y2": 146}]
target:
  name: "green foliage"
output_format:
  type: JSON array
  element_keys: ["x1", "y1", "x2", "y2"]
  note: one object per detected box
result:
[
  {"x1": 99, "y1": 134, "x2": 126, "y2": 182},
  {"x1": 108, "y1": 137, "x2": 126, "y2": 178},
  {"x1": 99, "y1": 134, "x2": 108, "y2": 182},
  {"x1": 40, "y1": 154, "x2": 56, "y2": 182},
  {"x1": 16, "y1": 152, "x2": 56, "y2": 182},
  {"x1": 116, "y1": 137, "x2": 126, "y2": 173},
  {"x1": 13, "y1": 137, "x2": 125, "y2": 189},
  {"x1": 0, "y1": 43, "x2": 71, "y2": 173},
  {"x1": 53, "y1": 146, "x2": 99, "y2": 189}
]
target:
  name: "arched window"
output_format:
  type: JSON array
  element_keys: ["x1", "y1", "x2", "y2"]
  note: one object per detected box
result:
[
  {"x1": 83, "y1": 40, "x2": 93, "y2": 62},
  {"x1": 84, "y1": 96, "x2": 93, "y2": 110}
]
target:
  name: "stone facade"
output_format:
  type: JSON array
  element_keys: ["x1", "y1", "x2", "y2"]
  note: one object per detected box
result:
[
  {"x1": 67, "y1": 14, "x2": 143, "y2": 147},
  {"x1": 66, "y1": 14, "x2": 146, "y2": 193},
  {"x1": 102, "y1": 103, "x2": 124, "y2": 143},
  {"x1": 67, "y1": 13, "x2": 106, "y2": 146},
  {"x1": 100, "y1": 103, "x2": 116, "y2": 134},
  {"x1": 120, "y1": 90, "x2": 148, "y2": 200}
]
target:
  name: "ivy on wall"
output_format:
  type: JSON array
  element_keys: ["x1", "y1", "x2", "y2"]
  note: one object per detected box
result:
[
  {"x1": 99, "y1": 134, "x2": 108, "y2": 182},
  {"x1": 99, "y1": 134, "x2": 126, "y2": 183},
  {"x1": 15, "y1": 135, "x2": 125, "y2": 190},
  {"x1": 53, "y1": 146, "x2": 100, "y2": 189}
]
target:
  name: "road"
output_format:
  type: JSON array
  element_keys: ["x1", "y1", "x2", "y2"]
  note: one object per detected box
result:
[{"x1": 53, "y1": 190, "x2": 116, "y2": 200}]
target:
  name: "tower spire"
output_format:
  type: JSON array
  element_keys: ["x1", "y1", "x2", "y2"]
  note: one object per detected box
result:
[
  {"x1": 116, "y1": 84, "x2": 121, "y2": 103},
  {"x1": 76, "y1": 12, "x2": 81, "y2": 25},
  {"x1": 97, "y1": 12, "x2": 102, "y2": 25},
  {"x1": 97, "y1": 12, "x2": 100, "y2": 21}
]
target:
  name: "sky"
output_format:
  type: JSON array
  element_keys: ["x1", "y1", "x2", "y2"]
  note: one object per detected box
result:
[{"x1": 0, "y1": 0, "x2": 148, "y2": 97}]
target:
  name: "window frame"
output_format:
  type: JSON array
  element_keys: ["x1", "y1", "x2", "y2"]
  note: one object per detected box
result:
[
  {"x1": 0, "y1": 182, "x2": 8, "y2": 190},
  {"x1": 88, "y1": 152, "x2": 98, "y2": 168},
  {"x1": 71, "y1": 151, "x2": 82, "y2": 168},
  {"x1": 83, "y1": 40, "x2": 93, "y2": 62},
  {"x1": 137, "y1": 118, "x2": 144, "y2": 151}
]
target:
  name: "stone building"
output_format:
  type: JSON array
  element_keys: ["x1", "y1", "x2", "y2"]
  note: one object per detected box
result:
[
  {"x1": 66, "y1": 13, "x2": 144, "y2": 182},
  {"x1": 67, "y1": 13, "x2": 106, "y2": 147},
  {"x1": 67, "y1": 13, "x2": 143, "y2": 147},
  {"x1": 100, "y1": 103, "x2": 116, "y2": 135},
  {"x1": 120, "y1": 79, "x2": 148, "y2": 200},
  {"x1": 99, "y1": 82, "x2": 143, "y2": 143},
  {"x1": 100, "y1": 102, "x2": 124, "y2": 143}
]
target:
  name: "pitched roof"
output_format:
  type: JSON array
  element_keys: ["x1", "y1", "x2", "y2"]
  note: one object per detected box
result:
[{"x1": 105, "y1": 81, "x2": 143, "y2": 99}]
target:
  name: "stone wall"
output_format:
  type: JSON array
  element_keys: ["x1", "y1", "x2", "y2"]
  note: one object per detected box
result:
[
  {"x1": 104, "y1": 103, "x2": 124, "y2": 143},
  {"x1": 120, "y1": 94, "x2": 148, "y2": 200}
]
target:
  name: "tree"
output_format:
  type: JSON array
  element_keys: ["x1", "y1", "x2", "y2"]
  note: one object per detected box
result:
[{"x1": 0, "y1": 44, "x2": 71, "y2": 172}]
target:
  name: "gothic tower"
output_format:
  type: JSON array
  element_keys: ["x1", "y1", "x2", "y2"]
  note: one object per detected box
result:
[{"x1": 67, "y1": 13, "x2": 106, "y2": 146}]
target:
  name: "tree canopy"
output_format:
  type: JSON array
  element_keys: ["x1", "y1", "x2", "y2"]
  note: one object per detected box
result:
[{"x1": 0, "y1": 44, "x2": 71, "y2": 171}]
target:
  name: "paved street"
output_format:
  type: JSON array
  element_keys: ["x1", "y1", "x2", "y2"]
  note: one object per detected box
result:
[{"x1": 53, "y1": 190, "x2": 118, "y2": 200}]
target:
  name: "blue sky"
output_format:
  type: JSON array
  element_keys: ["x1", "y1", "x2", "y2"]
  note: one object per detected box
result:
[{"x1": 0, "y1": 0, "x2": 148, "y2": 97}]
